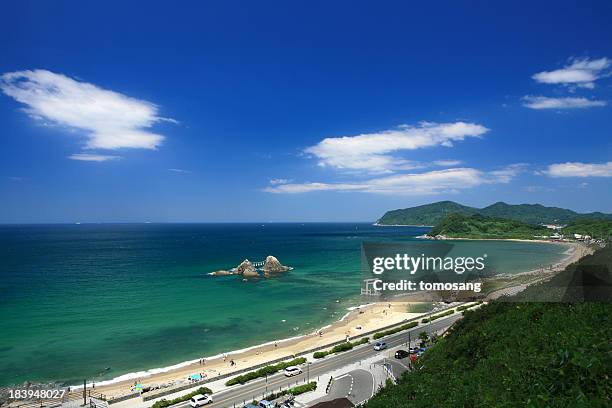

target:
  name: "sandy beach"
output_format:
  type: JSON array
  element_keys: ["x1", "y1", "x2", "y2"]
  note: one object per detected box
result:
[{"x1": 88, "y1": 301, "x2": 422, "y2": 398}]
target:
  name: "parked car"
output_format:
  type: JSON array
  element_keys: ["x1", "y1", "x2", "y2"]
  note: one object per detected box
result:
[
  {"x1": 258, "y1": 400, "x2": 275, "y2": 408},
  {"x1": 243, "y1": 405, "x2": 259, "y2": 408},
  {"x1": 189, "y1": 394, "x2": 213, "y2": 407},
  {"x1": 408, "y1": 347, "x2": 419, "y2": 354},
  {"x1": 373, "y1": 341, "x2": 387, "y2": 351},
  {"x1": 394, "y1": 349, "x2": 410, "y2": 359},
  {"x1": 284, "y1": 365, "x2": 302, "y2": 377}
]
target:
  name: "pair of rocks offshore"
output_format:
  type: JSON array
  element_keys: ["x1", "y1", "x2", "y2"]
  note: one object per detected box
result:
[{"x1": 209, "y1": 255, "x2": 292, "y2": 278}]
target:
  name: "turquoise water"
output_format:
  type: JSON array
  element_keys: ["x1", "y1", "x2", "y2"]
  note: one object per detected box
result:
[{"x1": 0, "y1": 223, "x2": 567, "y2": 386}]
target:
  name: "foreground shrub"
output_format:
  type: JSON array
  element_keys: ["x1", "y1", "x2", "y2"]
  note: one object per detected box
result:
[
  {"x1": 456, "y1": 302, "x2": 482, "y2": 312},
  {"x1": 151, "y1": 387, "x2": 212, "y2": 408},
  {"x1": 373, "y1": 321, "x2": 419, "y2": 340},
  {"x1": 313, "y1": 337, "x2": 370, "y2": 359},
  {"x1": 367, "y1": 302, "x2": 612, "y2": 407},
  {"x1": 259, "y1": 382, "x2": 317, "y2": 403},
  {"x1": 225, "y1": 357, "x2": 306, "y2": 386},
  {"x1": 421, "y1": 309, "x2": 454, "y2": 323}
]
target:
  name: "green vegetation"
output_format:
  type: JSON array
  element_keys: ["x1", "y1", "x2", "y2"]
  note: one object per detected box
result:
[
  {"x1": 150, "y1": 387, "x2": 213, "y2": 408},
  {"x1": 313, "y1": 337, "x2": 370, "y2": 359},
  {"x1": 421, "y1": 308, "x2": 455, "y2": 323},
  {"x1": 456, "y1": 302, "x2": 482, "y2": 312},
  {"x1": 428, "y1": 213, "x2": 549, "y2": 239},
  {"x1": 562, "y1": 218, "x2": 612, "y2": 240},
  {"x1": 377, "y1": 200, "x2": 612, "y2": 226},
  {"x1": 366, "y1": 246, "x2": 612, "y2": 407},
  {"x1": 378, "y1": 201, "x2": 477, "y2": 225},
  {"x1": 367, "y1": 302, "x2": 611, "y2": 407},
  {"x1": 259, "y1": 382, "x2": 317, "y2": 402},
  {"x1": 225, "y1": 357, "x2": 306, "y2": 386},
  {"x1": 288, "y1": 381, "x2": 317, "y2": 395},
  {"x1": 373, "y1": 321, "x2": 419, "y2": 340}
]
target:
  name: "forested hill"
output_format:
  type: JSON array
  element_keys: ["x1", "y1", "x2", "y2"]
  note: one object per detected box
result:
[
  {"x1": 427, "y1": 213, "x2": 549, "y2": 239},
  {"x1": 376, "y1": 200, "x2": 612, "y2": 226}
]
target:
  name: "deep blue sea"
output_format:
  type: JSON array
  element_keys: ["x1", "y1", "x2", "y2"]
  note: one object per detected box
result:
[{"x1": 0, "y1": 223, "x2": 567, "y2": 386}]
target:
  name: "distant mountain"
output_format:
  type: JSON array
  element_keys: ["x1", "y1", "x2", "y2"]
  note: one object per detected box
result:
[
  {"x1": 428, "y1": 213, "x2": 549, "y2": 239},
  {"x1": 376, "y1": 201, "x2": 612, "y2": 226},
  {"x1": 376, "y1": 201, "x2": 477, "y2": 226}
]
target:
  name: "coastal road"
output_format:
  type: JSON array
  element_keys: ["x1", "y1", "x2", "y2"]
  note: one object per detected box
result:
[{"x1": 173, "y1": 313, "x2": 463, "y2": 408}]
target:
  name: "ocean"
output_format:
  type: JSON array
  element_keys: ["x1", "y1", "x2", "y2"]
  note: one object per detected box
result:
[{"x1": 0, "y1": 223, "x2": 568, "y2": 386}]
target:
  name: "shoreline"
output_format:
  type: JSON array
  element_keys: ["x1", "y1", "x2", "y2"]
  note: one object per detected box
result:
[
  {"x1": 416, "y1": 235, "x2": 571, "y2": 243},
  {"x1": 34, "y1": 240, "x2": 587, "y2": 398},
  {"x1": 75, "y1": 301, "x2": 422, "y2": 398}
]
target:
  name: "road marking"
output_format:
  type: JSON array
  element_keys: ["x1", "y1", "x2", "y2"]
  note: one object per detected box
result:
[{"x1": 346, "y1": 375, "x2": 354, "y2": 398}]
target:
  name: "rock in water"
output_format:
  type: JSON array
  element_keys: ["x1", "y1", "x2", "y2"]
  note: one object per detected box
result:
[
  {"x1": 262, "y1": 255, "x2": 291, "y2": 274},
  {"x1": 235, "y1": 259, "x2": 259, "y2": 277}
]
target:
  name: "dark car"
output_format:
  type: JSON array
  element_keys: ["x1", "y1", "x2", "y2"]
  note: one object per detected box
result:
[{"x1": 394, "y1": 349, "x2": 410, "y2": 359}]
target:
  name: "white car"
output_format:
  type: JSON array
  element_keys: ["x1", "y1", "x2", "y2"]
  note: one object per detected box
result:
[
  {"x1": 284, "y1": 366, "x2": 303, "y2": 377},
  {"x1": 189, "y1": 394, "x2": 213, "y2": 407},
  {"x1": 373, "y1": 341, "x2": 387, "y2": 351}
]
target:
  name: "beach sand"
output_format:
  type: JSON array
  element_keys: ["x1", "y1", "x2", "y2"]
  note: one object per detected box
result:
[{"x1": 90, "y1": 302, "x2": 421, "y2": 398}]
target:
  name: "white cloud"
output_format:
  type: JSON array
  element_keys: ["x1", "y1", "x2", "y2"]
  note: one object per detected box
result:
[
  {"x1": 488, "y1": 163, "x2": 528, "y2": 183},
  {"x1": 0, "y1": 69, "x2": 174, "y2": 151},
  {"x1": 432, "y1": 159, "x2": 463, "y2": 167},
  {"x1": 264, "y1": 165, "x2": 522, "y2": 195},
  {"x1": 304, "y1": 122, "x2": 488, "y2": 173},
  {"x1": 68, "y1": 153, "x2": 120, "y2": 162},
  {"x1": 543, "y1": 161, "x2": 612, "y2": 178},
  {"x1": 269, "y1": 178, "x2": 291, "y2": 185},
  {"x1": 168, "y1": 168, "x2": 191, "y2": 174},
  {"x1": 532, "y1": 57, "x2": 611, "y2": 88},
  {"x1": 522, "y1": 96, "x2": 606, "y2": 110}
]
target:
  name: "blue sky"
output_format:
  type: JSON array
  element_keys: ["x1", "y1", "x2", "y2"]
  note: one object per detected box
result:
[{"x1": 1, "y1": 0, "x2": 611, "y2": 223}]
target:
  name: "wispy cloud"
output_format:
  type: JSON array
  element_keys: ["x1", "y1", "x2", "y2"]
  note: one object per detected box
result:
[
  {"x1": 168, "y1": 168, "x2": 191, "y2": 174},
  {"x1": 68, "y1": 153, "x2": 120, "y2": 162},
  {"x1": 543, "y1": 161, "x2": 612, "y2": 177},
  {"x1": 264, "y1": 165, "x2": 523, "y2": 195},
  {"x1": 522, "y1": 96, "x2": 606, "y2": 109},
  {"x1": 269, "y1": 178, "x2": 291, "y2": 185},
  {"x1": 304, "y1": 122, "x2": 488, "y2": 173},
  {"x1": 432, "y1": 159, "x2": 463, "y2": 167},
  {"x1": 0, "y1": 69, "x2": 175, "y2": 152},
  {"x1": 532, "y1": 57, "x2": 611, "y2": 89}
]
